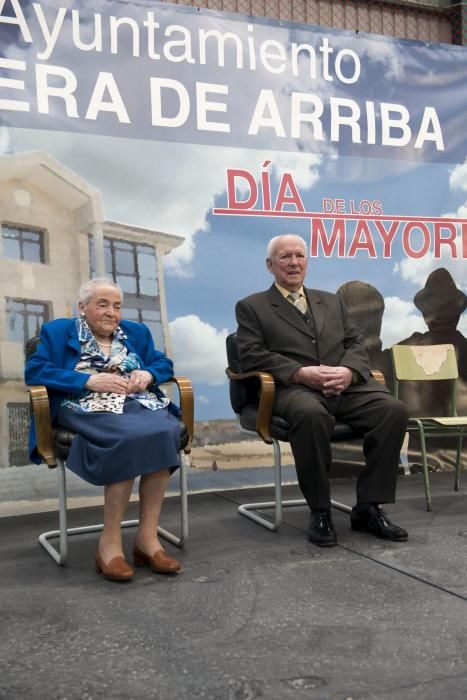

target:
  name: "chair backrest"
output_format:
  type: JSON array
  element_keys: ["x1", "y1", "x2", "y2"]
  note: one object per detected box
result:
[
  {"x1": 226, "y1": 332, "x2": 242, "y2": 374},
  {"x1": 391, "y1": 344, "x2": 458, "y2": 381},
  {"x1": 25, "y1": 336, "x2": 40, "y2": 360},
  {"x1": 226, "y1": 333, "x2": 260, "y2": 414},
  {"x1": 391, "y1": 343, "x2": 458, "y2": 415}
]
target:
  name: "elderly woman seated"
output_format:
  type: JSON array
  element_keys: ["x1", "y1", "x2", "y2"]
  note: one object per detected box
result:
[{"x1": 25, "y1": 277, "x2": 182, "y2": 582}]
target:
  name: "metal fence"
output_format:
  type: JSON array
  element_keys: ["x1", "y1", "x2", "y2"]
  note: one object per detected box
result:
[{"x1": 163, "y1": 0, "x2": 467, "y2": 45}]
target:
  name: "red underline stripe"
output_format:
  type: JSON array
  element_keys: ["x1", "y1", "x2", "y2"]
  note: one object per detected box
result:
[{"x1": 212, "y1": 208, "x2": 467, "y2": 224}]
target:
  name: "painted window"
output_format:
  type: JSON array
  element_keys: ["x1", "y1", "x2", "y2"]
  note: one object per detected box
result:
[
  {"x1": 6, "y1": 298, "x2": 50, "y2": 345},
  {"x1": 2, "y1": 224, "x2": 45, "y2": 263},
  {"x1": 89, "y1": 236, "x2": 164, "y2": 350}
]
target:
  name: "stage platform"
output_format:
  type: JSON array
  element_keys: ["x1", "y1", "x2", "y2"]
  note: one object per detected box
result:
[{"x1": 1, "y1": 471, "x2": 467, "y2": 700}]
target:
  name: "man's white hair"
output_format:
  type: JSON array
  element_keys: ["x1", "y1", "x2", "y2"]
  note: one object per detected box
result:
[
  {"x1": 266, "y1": 234, "x2": 308, "y2": 259},
  {"x1": 78, "y1": 278, "x2": 123, "y2": 305}
]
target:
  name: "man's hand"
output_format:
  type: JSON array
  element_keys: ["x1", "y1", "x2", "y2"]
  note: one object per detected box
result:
[
  {"x1": 126, "y1": 369, "x2": 154, "y2": 394},
  {"x1": 85, "y1": 373, "x2": 130, "y2": 394},
  {"x1": 293, "y1": 365, "x2": 353, "y2": 396}
]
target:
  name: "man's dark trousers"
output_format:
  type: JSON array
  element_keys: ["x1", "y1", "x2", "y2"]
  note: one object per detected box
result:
[{"x1": 283, "y1": 387, "x2": 408, "y2": 510}]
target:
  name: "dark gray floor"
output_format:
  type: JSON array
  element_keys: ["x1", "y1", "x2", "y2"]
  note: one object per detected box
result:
[{"x1": 1, "y1": 471, "x2": 467, "y2": 700}]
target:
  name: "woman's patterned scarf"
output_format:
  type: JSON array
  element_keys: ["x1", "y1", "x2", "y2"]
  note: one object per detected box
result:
[{"x1": 61, "y1": 318, "x2": 170, "y2": 414}]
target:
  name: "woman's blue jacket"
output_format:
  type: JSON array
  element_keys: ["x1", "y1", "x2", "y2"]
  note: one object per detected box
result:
[{"x1": 25, "y1": 318, "x2": 174, "y2": 464}]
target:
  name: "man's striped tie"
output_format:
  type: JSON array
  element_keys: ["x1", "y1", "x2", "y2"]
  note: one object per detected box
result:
[{"x1": 287, "y1": 292, "x2": 307, "y2": 314}]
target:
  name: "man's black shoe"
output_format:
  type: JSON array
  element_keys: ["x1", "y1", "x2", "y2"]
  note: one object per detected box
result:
[
  {"x1": 351, "y1": 504, "x2": 408, "y2": 541},
  {"x1": 308, "y1": 509, "x2": 337, "y2": 546}
]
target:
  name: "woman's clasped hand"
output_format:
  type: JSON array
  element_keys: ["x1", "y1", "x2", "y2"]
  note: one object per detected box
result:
[{"x1": 85, "y1": 369, "x2": 153, "y2": 395}]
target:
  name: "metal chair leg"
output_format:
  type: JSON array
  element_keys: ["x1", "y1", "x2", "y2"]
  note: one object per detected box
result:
[
  {"x1": 38, "y1": 451, "x2": 188, "y2": 566},
  {"x1": 400, "y1": 432, "x2": 411, "y2": 476},
  {"x1": 454, "y1": 435, "x2": 463, "y2": 492},
  {"x1": 416, "y1": 423, "x2": 432, "y2": 512},
  {"x1": 238, "y1": 438, "x2": 284, "y2": 530},
  {"x1": 238, "y1": 438, "x2": 351, "y2": 531},
  {"x1": 157, "y1": 451, "x2": 188, "y2": 546},
  {"x1": 38, "y1": 459, "x2": 68, "y2": 565}
]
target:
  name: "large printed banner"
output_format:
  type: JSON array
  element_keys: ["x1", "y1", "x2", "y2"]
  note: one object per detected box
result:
[
  {"x1": 1, "y1": 0, "x2": 467, "y2": 475},
  {"x1": 0, "y1": 0, "x2": 463, "y2": 161}
]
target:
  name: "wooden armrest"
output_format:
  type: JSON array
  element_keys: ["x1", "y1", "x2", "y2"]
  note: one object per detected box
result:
[
  {"x1": 166, "y1": 376, "x2": 194, "y2": 453},
  {"x1": 371, "y1": 370, "x2": 386, "y2": 386},
  {"x1": 27, "y1": 385, "x2": 57, "y2": 468},
  {"x1": 226, "y1": 368, "x2": 276, "y2": 444}
]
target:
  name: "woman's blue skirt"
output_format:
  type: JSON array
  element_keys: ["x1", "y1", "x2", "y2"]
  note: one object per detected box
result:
[{"x1": 56, "y1": 399, "x2": 180, "y2": 486}]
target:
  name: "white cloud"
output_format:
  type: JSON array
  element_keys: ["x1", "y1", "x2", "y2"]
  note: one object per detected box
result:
[
  {"x1": 394, "y1": 255, "x2": 437, "y2": 288},
  {"x1": 394, "y1": 233, "x2": 467, "y2": 289},
  {"x1": 169, "y1": 315, "x2": 228, "y2": 385},
  {"x1": 459, "y1": 314, "x2": 467, "y2": 336},
  {"x1": 271, "y1": 153, "x2": 321, "y2": 190},
  {"x1": 357, "y1": 37, "x2": 404, "y2": 81},
  {"x1": 380, "y1": 296, "x2": 426, "y2": 348},
  {"x1": 449, "y1": 159, "x2": 467, "y2": 192},
  {"x1": 198, "y1": 395, "x2": 210, "y2": 405}
]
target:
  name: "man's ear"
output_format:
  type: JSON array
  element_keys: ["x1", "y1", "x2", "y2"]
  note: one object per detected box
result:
[{"x1": 266, "y1": 258, "x2": 273, "y2": 272}]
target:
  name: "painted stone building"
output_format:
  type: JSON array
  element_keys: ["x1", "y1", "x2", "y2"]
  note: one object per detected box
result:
[{"x1": 0, "y1": 151, "x2": 183, "y2": 470}]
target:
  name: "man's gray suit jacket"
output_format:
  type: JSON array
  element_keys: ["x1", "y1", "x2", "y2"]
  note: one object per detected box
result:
[{"x1": 235, "y1": 284, "x2": 387, "y2": 412}]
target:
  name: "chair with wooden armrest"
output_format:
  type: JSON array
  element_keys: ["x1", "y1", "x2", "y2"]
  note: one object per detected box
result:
[
  {"x1": 225, "y1": 333, "x2": 387, "y2": 530},
  {"x1": 26, "y1": 337, "x2": 194, "y2": 565},
  {"x1": 391, "y1": 343, "x2": 467, "y2": 511}
]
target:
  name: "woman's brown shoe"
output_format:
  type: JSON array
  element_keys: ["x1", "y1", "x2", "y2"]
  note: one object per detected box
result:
[
  {"x1": 95, "y1": 553, "x2": 134, "y2": 582},
  {"x1": 133, "y1": 544, "x2": 181, "y2": 574}
]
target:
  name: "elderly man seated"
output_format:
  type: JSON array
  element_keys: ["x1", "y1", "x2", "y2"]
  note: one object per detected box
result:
[{"x1": 235, "y1": 234, "x2": 409, "y2": 547}]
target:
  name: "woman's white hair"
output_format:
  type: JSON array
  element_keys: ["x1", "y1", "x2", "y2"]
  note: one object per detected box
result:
[
  {"x1": 266, "y1": 234, "x2": 307, "y2": 259},
  {"x1": 78, "y1": 278, "x2": 123, "y2": 305}
]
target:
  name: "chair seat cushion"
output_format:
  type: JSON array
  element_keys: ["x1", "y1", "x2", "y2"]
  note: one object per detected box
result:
[
  {"x1": 53, "y1": 427, "x2": 74, "y2": 460},
  {"x1": 239, "y1": 404, "x2": 358, "y2": 443},
  {"x1": 53, "y1": 421, "x2": 189, "y2": 460},
  {"x1": 179, "y1": 422, "x2": 189, "y2": 450}
]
